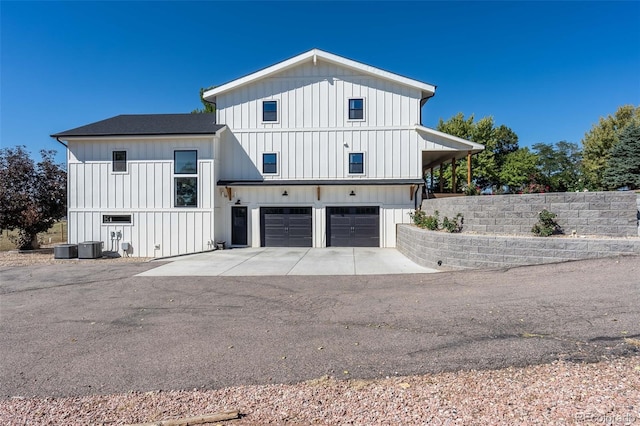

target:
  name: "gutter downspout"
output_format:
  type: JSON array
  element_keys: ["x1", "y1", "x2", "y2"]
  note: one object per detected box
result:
[
  {"x1": 55, "y1": 137, "x2": 68, "y2": 149},
  {"x1": 419, "y1": 91, "x2": 436, "y2": 126},
  {"x1": 414, "y1": 185, "x2": 421, "y2": 210}
]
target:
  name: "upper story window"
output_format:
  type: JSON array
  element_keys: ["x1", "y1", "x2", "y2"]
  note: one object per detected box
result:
[
  {"x1": 263, "y1": 100, "x2": 278, "y2": 122},
  {"x1": 348, "y1": 98, "x2": 364, "y2": 120},
  {"x1": 174, "y1": 150, "x2": 197, "y2": 207},
  {"x1": 174, "y1": 150, "x2": 197, "y2": 174},
  {"x1": 112, "y1": 151, "x2": 127, "y2": 172},
  {"x1": 349, "y1": 152, "x2": 364, "y2": 174},
  {"x1": 263, "y1": 153, "x2": 278, "y2": 174}
]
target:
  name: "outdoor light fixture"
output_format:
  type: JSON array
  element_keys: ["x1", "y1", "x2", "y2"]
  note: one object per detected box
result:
[
  {"x1": 349, "y1": 190, "x2": 356, "y2": 196},
  {"x1": 282, "y1": 190, "x2": 288, "y2": 196},
  {"x1": 235, "y1": 199, "x2": 241, "y2": 205}
]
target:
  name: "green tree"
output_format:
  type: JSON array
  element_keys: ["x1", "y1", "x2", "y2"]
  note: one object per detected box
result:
[
  {"x1": 499, "y1": 147, "x2": 539, "y2": 190},
  {"x1": 581, "y1": 105, "x2": 640, "y2": 190},
  {"x1": 191, "y1": 87, "x2": 216, "y2": 114},
  {"x1": 0, "y1": 146, "x2": 67, "y2": 250},
  {"x1": 436, "y1": 113, "x2": 519, "y2": 190},
  {"x1": 602, "y1": 124, "x2": 640, "y2": 190},
  {"x1": 533, "y1": 141, "x2": 583, "y2": 192}
]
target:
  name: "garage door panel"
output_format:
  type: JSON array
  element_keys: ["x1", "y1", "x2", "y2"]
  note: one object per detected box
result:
[
  {"x1": 327, "y1": 207, "x2": 379, "y2": 247},
  {"x1": 261, "y1": 207, "x2": 312, "y2": 247}
]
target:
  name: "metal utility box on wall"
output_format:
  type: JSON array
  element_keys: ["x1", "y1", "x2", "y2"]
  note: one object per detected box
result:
[
  {"x1": 54, "y1": 244, "x2": 78, "y2": 259},
  {"x1": 78, "y1": 241, "x2": 103, "y2": 259}
]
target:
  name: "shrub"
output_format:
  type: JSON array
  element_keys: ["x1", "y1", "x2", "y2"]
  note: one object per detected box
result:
[
  {"x1": 410, "y1": 210, "x2": 440, "y2": 230},
  {"x1": 442, "y1": 213, "x2": 464, "y2": 233},
  {"x1": 531, "y1": 209, "x2": 563, "y2": 237},
  {"x1": 410, "y1": 210, "x2": 463, "y2": 233}
]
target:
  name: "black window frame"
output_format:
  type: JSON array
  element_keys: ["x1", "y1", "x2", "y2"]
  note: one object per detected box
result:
[
  {"x1": 174, "y1": 150, "x2": 198, "y2": 208},
  {"x1": 174, "y1": 177, "x2": 198, "y2": 208},
  {"x1": 348, "y1": 98, "x2": 364, "y2": 120},
  {"x1": 263, "y1": 153, "x2": 278, "y2": 174},
  {"x1": 112, "y1": 150, "x2": 127, "y2": 173},
  {"x1": 174, "y1": 150, "x2": 198, "y2": 174},
  {"x1": 349, "y1": 152, "x2": 364, "y2": 174},
  {"x1": 262, "y1": 100, "x2": 278, "y2": 122}
]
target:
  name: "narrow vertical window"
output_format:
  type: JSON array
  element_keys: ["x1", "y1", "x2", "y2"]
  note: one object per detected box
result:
[
  {"x1": 263, "y1": 153, "x2": 278, "y2": 174},
  {"x1": 348, "y1": 98, "x2": 364, "y2": 120},
  {"x1": 263, "y1": 100, "x2": 278, "y2": 122},
  {"x1": 349, "y1": 153, "x2": 364, "y2": 174},
  {"x1": 112, "y1": 151, "x2": 127, "y2": 172},
  {"x1": 174, "y1": 150, "x2": 198, "y2": 207}
]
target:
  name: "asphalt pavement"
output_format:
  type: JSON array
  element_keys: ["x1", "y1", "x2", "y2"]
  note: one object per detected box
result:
[{"x1": 0, "y1": 255, "x2": 638, "y2": 398}]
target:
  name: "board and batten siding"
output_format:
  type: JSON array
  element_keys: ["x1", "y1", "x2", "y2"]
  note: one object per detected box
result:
[
  {"x1": 215, "y1": 60, "x2": 457, "y2": 181},
  {"x1": 216, "y1": 61, "x2": 422, "y2": 130},
  {"x1": 217, "y1": 185, "x2": 416, "y2": 248},
  {"x1": 67, "y1": 136, "x2": 217, "y2": 257}
]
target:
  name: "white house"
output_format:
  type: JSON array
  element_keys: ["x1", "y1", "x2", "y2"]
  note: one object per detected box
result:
[{"x1": 52, "y1": 49, "x2": 483, "y2": 257}]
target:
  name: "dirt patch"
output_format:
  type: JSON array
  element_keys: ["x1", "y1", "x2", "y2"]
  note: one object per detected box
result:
[{"x1": 0, "y1": 250, "x2": 152, "y2": 268}]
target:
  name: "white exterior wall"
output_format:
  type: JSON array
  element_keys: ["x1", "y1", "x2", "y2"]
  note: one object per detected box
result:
[
  {"x1": 216, "y1": 60, "x2": 426, "y2": 181},
  {"x1": 67, "y1": 136, "x2": 217, "y2": 257},
  {"x1": 216, "y1": 185, "x2": 417, "y2": 248}
]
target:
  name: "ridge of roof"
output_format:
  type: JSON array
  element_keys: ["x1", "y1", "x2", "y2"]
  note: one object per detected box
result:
[{"x1": 204, "y1": 49, "x2": 436, "y2": 100}]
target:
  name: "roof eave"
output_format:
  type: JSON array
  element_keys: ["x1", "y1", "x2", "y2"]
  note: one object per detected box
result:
[{"x1": 414, "y1": 125, "x2": 485, "y2": 152}]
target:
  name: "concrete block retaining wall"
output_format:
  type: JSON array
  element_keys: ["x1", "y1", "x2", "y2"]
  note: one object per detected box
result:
[
  {"x1": 397, "y1": 225, "x2": 640, "y2": 270},
  {"x1": 420, "y1": 191, "x2": 638, "y2": 238}
]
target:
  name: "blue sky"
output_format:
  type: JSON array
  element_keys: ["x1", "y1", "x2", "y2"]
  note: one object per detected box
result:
[{"x1": 2, "y1": 1, "x2": 639, "y2": 165}]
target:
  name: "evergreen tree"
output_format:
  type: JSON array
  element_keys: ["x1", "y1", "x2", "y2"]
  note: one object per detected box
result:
[
  {"x1": 191, "y1": 87, "x2": 216, "y2": 114},
  {"x1": 581, "y1": 105, "x2": 640, "y2": 190},
  {"x1": 602, "y1": 124, "x2": 640, "y2": 190}
]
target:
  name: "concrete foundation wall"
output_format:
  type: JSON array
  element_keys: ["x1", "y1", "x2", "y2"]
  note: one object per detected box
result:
[
  {"x1": 397, "y1": 225, "x2": 640, "y2": 269},
  {"x1": 421, "y1": 192, "x2": 638, "y2": 238}
]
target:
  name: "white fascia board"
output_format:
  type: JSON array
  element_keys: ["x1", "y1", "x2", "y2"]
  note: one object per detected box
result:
[
  {"x1": 415, "y1": 125, "x2": 485, "y2": 152},
  {"x1": 57, "y1": 133, "x2": 221, "y2": 143},
  {"x1": 204, "y1": 49, "x2": 436, "y2": 100}
]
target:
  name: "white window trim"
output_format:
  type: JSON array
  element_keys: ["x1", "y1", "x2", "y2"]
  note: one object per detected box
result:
[
  {"x1": 173, "y1": 149, "x2": 199, "y2": 208},
  {"x1": 261, "y1": 99, "x2": 280, "y2": 124},
  {"x1": 111, "y1": 149, "x2": 129, "y2": 175},
  {"x1": 262, "y1": 151, "x2": 280, "y2": 176},
  {"x1": 347, "y1": 151, "x2": 366, "y2": 176},
  {"x1": 346, "y1": 97, "x2": 366, "y2": 122}
]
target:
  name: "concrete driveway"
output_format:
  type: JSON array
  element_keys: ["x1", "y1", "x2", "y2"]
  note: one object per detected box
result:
[{"x1": 139, "y1": 247, "x2": 439, "y2": 277}]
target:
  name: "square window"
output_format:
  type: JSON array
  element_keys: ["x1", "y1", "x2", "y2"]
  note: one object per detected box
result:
[
  {"x1": 349, "y1": 152, "x2": 364, "y2": 174},
  {"x1": 175, "y1": 177, "x2": 198, "y2": 207},
  {"x1": 263, "y1": 100, "x2": 278, "y2": 122},
  {"x1": 174, "y1": 150, "x2": 197, "y2": 174},
  {"x1": 263, "y1": 153, "x2": 277, "y2": 174},
  {"x1": 112, "y1": 151, "x2": 127, "y2": 172},
  {"x1": 348, "y1": 98, "x2": 364, "y2": 120}
]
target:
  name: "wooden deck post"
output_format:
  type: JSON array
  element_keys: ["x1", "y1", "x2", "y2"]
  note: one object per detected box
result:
[
  {"x1": 430, "y1": 167, "x2": 434, "y2": 190},
  {"x1": 451, "y1": 158, "x2": 457, "y2": 193},
  {"x1": 439, "y1": 163, "x2": 444, "y2": 192},
  {"x1": 467, "y1": 150, "x2": 472, "y2": 186}
]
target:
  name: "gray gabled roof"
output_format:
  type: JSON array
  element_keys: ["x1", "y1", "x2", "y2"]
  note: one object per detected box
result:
[{"x1": 51, "y1": 114, "x2": 224, "y2": 138}]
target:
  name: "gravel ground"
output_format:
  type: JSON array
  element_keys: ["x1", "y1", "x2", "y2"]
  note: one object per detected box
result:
[{"x1": 1, "y1": 356, "x2": 638, "y2": 425}]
